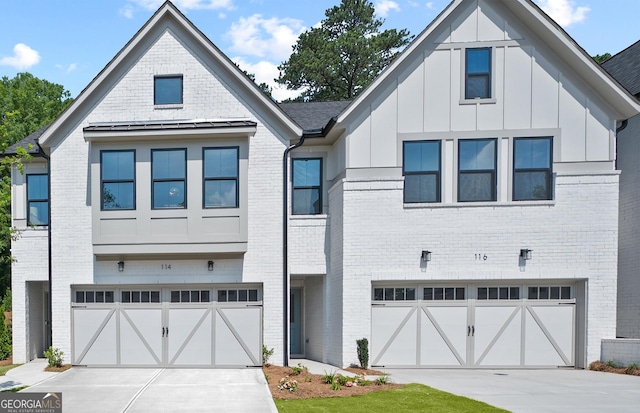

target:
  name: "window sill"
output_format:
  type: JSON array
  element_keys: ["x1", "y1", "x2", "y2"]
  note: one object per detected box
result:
[
  {"x1": 154, "y1": 104, "x2": 184, "y2": 110},
  {"x1": 290, "y1": 214, "x2": 328, "y2": 220},
  {"x1": 404, "y1": 200, "x2": 556, "y2": 209},
  {"x1": 459, "y1": 98, "x2": 496, "y2": 105}
]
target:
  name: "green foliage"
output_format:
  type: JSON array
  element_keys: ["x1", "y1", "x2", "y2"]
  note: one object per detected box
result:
[
  {"x1": 606, "y1": 360, "x2": 618, "y2": 368},
  {"x1": 0, "y1": 363, "x2": 20, "y2": 376},
  {"x1": 274, "y1": 383, "x2": 509, "y2": 413},
  {"x1": 278, "y1": 376, "x2": 299, "y2": 392},
  {"x1": 290, "y1": 362, "x2": 308, "y2": 375},
  {"x1": 1, "y1": 288, "x2": 10, "y2": 311},
  {"x1": 356, "y1": 337, "x2": 369, "y2": 369},
  {"x1": 277, "y1": 0, "x2": 412, "y2": 101},
  {"x1": 241, "y1": 70, "x2": 273, "y2": 98},
  {"x1": 322, "y1": 370, "x2": 336, "y2": 384},
  {"x1": 375, "y1": 374, "x2": 390, "y2": 385},
  {"x1": 593, "y1": 53, "x2": 612, "y2": 64},
  {"x1": 330, "y1": 381, "x2": 341, "y2": 390},
  {"x1": 43, "y1": 346, "x2": 64, "y2": 368},
  {"x1": 625, "y1": 362, "x2": 638, "y2": 374},
  {"x1": 264, "y1": 373, "x2": 269, "y2": 383},
  {"x1": 262, "y1": 345, "x2": 274, "y2": 365},
  {"x1": 0, "y1": 304, "x2": 11, "y2": 360}
]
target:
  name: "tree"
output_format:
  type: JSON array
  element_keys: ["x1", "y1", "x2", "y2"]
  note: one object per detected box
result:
[
  {"x1": 242, "y1": 71, "x2": 273, "y2": 98},
  {"x1": 593, "y1": 53, "x2": 611, "y2": 64},
  {"x1": 0, "y1": 73, "x2": 72, "y2": 294},
  {"x1": 277, "y1": 0, "x2": 412, "y2": 101}
]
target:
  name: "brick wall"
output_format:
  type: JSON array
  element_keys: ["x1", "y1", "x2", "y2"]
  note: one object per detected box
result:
[{"x1": 601, "y1": 339, "x2": 640, "y2": 366}]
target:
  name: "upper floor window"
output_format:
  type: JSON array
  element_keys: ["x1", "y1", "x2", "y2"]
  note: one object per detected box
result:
[
  {"x1": 458, "y1": 139, "x2": 497, "y2": 202},
  {"x1": 403, "y1": 141, "x2": 441, "y2": 203},
  {"x1": 292, "y1": 158, "x2": 322, "y2": 215},
  {"x1": 154, "y1": 75, "x2": 183, "y2": 105},
  {"x1": 465, "y1": 48, "x2": 491, "y2": 99},
  {"x1": 101, "y1": 150, "x2": 135, "y2": 210},
  {"x1": 152, "y1": 149, "x2": 186, "y2": 209},
  {"x1": 513, "y1": 137, "x2": 553, "y2": 201},
  {"x1": 203, "y1": 147, "x2": 239, "y2": 208},
  {"x1": 27, "y1": 174, "x2": 48, "y2": 226}
]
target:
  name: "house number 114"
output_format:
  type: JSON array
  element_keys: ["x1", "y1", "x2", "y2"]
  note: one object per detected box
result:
[{"x1": 161, "y1": 264, "x2": 172, "y2": 270}]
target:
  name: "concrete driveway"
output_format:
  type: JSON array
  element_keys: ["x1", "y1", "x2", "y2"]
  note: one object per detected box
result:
[
  {"x1": 387, "y1": 368, "x2": 640, "y2": 413},
  {"x1": 22, "y1": 368, "x2": 277, "y2": 413}
]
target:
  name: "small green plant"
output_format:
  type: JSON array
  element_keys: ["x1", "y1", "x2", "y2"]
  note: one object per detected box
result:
[
  {"x1": 262, "y1": 345, "x2": 274, "y2": 366},
  {"x1": 330, "y1": 381, "x2": 341, "y2": 390},
  {"x1": 278, "y1": 376, "x2": 298, "y2": 392},
  {"x1": 356, "y1": 337, "x2": 369, "y2": 369},
  {"x1": 322, "y1": 370, "x2": 336, "y2": 384},
  {"x1": 625, "y1": 362, "x2": 638, "y2": 374},
  {"x1": 358, "y1": 378, "x2": 372, "y2": 386},
  {"x1": 0, "y1": 304, "x2": 11, "y2": 360},
  {"x1": 304, "y1": 376, "x2": 312, "y2": 382},
  {"x1": 43, "y1": 346, "x2": 64, "y2": 368},
  {"x1": 606, "y1": 360, "x2": 618, "y2": 368},
  {"x1": 290, "y1": 362, "x2": 307, "y2": 375},
  {"x1": 337, "y1": 375, "x2": 353, "y2": 386},
  {"x1": 264, "y1": 373, "x2": 269, "y2": 383},
  {"x1": 375, "y1": 374, "x2": 390, "y2": 385},
  {"x1": 1, "y1": 289, "x2": 11, "y2": 311}
]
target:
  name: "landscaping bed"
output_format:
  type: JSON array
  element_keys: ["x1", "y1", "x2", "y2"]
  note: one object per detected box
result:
[{"x1": 589, "y1": 361, "x2": 640, "y2": 376}]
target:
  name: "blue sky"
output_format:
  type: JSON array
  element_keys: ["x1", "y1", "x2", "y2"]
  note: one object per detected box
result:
[{"x1": 1, "y1": 0, "x2": 638, "y2": 101}]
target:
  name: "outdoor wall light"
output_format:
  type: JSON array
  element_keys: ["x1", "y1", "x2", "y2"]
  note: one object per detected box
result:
[
  {"x1": 520, "y1": 249, "x2": 532, "y2": 260},
  {"x1": 421, "y1": 250, "x2": 432, "y2": 262},
  {"x1": 118, "y1": 261, "x2": 125, "y2": 272},
  {"x1": 208, "y1": 260, "x2": 214, "y2": 271}
]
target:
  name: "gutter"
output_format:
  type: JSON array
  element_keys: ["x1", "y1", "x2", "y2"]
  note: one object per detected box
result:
[{"x1": 35, "y1": 140, "x2": 52, "y2": 349}]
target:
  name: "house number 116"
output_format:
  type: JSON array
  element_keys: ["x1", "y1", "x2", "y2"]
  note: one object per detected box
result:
[{"x1": 475, "y1": 254, "x2": 488, "y2": 261}]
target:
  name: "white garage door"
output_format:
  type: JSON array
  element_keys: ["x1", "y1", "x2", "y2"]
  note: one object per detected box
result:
[
  {"x1": 71, "y1": 286, "x2": 262, "y2": 368},
  {"x1": 371, "y1": 284, "x2": 575, "y2": 368}
]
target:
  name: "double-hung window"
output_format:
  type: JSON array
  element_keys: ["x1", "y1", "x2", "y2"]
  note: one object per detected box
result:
[
  {"x1": 403, "y1": 141, "x2": 441, "y2": 203},
  {"x1": 154, "y1": 75, "x2": 183, "y2": 105},
  {"x1": 458, "y1": 139, "x2": 497, "y2": 202},
  {"x1": 26, "y1": 174, "x2": 48, "y2": 225},
  {"x1": 152, "y1": 149, "x2": 186, "y2": 209},
  {"x1": 101, "y1": 150, "x2": 135, "y2": 210},
  {"x1": 465, "y1": 48, "x2": 491, "y2": 99},
  {"x1": 292, "y1": 158, "x2": 322, "y2": 215},
  {"x1": 513, "y1": 137, "x2": 553, "y2": 201},
  {"x1": 203, "y1": 147, "x2": 239, "y2": 208}
]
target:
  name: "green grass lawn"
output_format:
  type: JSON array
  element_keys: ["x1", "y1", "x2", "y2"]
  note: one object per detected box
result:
[
  {"x1": 0, "y1": 364, "x2": 20, "y2": 376},
  {"x1": 275, "y1": 383, "x2": 509, "y2": 413}
]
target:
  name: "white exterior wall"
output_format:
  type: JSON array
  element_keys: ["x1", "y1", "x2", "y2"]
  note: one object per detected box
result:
[{"x1": 617, "y1": 114, "x2": 640, "y2": 339}]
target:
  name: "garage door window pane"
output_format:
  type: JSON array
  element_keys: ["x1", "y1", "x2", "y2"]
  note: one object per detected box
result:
[
  {"x1": 434, "y1": 288, "x2": 444, "y2": 300},
  {"x1": 86, "y1": 291, "x2": 95, "y2": 303},
  {"x1": 406, "y1": 288, "x2": 416, "y2": 300},
  {"x1": 151, "y1": 291, "x2": 160, "y2": 303},
  {"x1": 561, "y1": 287, "x2": 571, "y2": 299},
  {"x1": 141, "y1": 291, "x2": 150, "y2": 302},
  {"x1": 96, "y1": 291, "x2": 104, "y2": 302},
  {"x1": 456, "y1": 288, "x2": 466, "y2": 300},
  {"x1": 445, "y1": 288, "x2": 454, "y2": 300},
  {"x1": 423, "y1": 288, "x2": 433, "y2": 300},
  {"x1": 550, "y1": 287, "x2": 560, "y2": 300},
  {"x1": 132, "y1": 291, "x2": 141, "y2": 302},
  {"x1": 105, "y1": 291, "x2": 114, "y2": 303},
  {"x1": 374, "y1": 288, "x2": 384, "y2": 300},
  {"x1": 218, "y1": 290, "x2": 227, "y2": 302},
  {"x1": 239, "y1": 290, "x2": 248, "y2": 301},
  {"x1": 249, "y1": 290, "x2": 258, "y2": 301},
  {"x1": 201, "y1": 291, "x2": 210, "y2": 302},
  {"x1": 76, "y1": 291, "x2": 85, "y2": 303}
]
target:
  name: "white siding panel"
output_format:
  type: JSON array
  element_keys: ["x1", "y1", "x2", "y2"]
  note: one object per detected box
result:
[
  {"x1": 398, "y1": 57, "x2": 425, "y2": 133},
  {"x1": 371, "y1": 82, "x2": 398, "y2": 167},
  {"x1": 586, "y1": 102, "x2": 611, "y2": 161},
  {"x1": 478, "y1": 47, "x2": 505, "y2": 131},
  {"x1": 347, "y1": 110, "x2": 372, "y2": 168},
  {"x1": 478, "y1": 0, "x2": 506, "y2": 41},
  {"x1": 504, "y1": 46, "x2": 532, "y2": 130},
  {"x1": 425, "y1": 50, "x2": 451, "y2": 132},
  {"x1": 451, "y1": 3, "x2": 478, "y2": 43},
  {"x1": 450, "y1": 49, "x2": 477, "y2": 131},
  {"x1": 559, "y1": 77, "x2": 587, "y2": 162},
  {"x1": 532, "y1": 51, "x2": 560, "y2": 129},
  {"x1": 444, "y1": 139, "x2": 455, "y2": 203}
]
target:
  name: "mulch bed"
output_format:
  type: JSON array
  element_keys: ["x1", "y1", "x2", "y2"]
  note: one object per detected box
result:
[
  {"x1": 44, "y1": 364, "x2": 72, "y2": 373},
  {"x1": 0, "y1": 357, "x2": 13, "y2": 367},
  {"x1": 589, "y1": 361, "x2": 640, "y2": 376},
  {"x1": 262, "y1": 364, "x2": 402, "y2": 400}
]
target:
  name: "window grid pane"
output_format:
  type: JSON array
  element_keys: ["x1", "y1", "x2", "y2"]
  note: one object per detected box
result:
[
  {"x1": 465, "y1": 48, "x2": 491, "y2": 99},
  {"x1": 292, "y1": 159, "x2": 322, "y2": 215}
]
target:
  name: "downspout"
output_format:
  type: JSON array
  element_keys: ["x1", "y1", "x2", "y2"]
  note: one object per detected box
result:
[
  {"x1": 282, "y1": 135, "x2": 306, "y2": 367},
  {"x1": 615, "y1": 120, "x2": 628, "y2": 169},
  {"x1": 35, "y1": 140, "x2": 52, "y2": 348}
]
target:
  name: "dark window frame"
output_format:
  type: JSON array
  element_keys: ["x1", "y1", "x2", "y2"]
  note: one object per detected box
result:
[
  {"x1": 26, "y1": 173, "x2": 49, "y2": 226},
  {"x1": 202, "y1": 146, "x2": 240, "y2": 209},
  {"x1": 292, "y1": 157, "x2": 323, "y2": 215},
  {"x1": 465, "y1": 47, "x2": 492, "y2": 100},
  {"x1": 154, "y1": 75, "x2": 183, "y2": 105},
  {"x1": 402, "y1": 140, "x2": 442, "y2": 203},
  {"x1": 458, "y1": 138, "x2": 497, "y2": 202},
  {"x1": 100, "y1": 150, "x2": 136, "y2": 211},
  {"x1": 151, "y1": 148, "x2": 187, "y2": 209},
  {"x1": 513, "y1": 137, "x2": 553, "y2": 201}
]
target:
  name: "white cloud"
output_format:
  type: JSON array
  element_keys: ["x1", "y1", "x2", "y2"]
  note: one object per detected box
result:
[
  {"x1": 66, "y1": 63, "x2": 78, "y2": 74},
  {"x1": 536, "y1": 0, "x2": 589, "y2": 27},
  {"x1": 128, "y1": 0, "x2": 235, "y2": 11},
  {"x1": 426, "y1": 1, "x2": 434, "y2": 9},
  {"x1": 119, "y1": 5, "x2": 134, "y2": 19},
  {"x1": 376, "y1": 0, "x2": 400, "y2": 17},
  {"x1": 227, "y1": 14, "x2": 304, "y2": 61},
  {"x1": 0, "y1": 43, "x2": 40, "y2": 70},
  {"x1": 233, "y1": 57, "x2": 301, "y2": 102}
]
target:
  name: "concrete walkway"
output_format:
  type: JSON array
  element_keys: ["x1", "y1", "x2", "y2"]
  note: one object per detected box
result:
[{"x1": 1, "y1": 359, "x2": 60, "y2": 391}]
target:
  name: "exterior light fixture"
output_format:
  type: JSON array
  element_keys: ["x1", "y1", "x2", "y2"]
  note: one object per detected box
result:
[
  {"x1": 118, "y1": 261, "x2": 125, "y2": 272},
  {"x1": 208, "y1": 260, "x2": 214, "y2": 271},
  {"x1": 421, "y1": 250, "x2": 432, "y2": 262},
  {"x1": 520, "y1": 249, "x2": 532, "y2": 260}
]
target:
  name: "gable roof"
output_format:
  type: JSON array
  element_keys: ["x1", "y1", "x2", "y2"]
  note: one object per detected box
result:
[
  {"x1": 336, "y1": 0, "x2": 640, "y2": 124},
  {"x1": 37, "y1": 1, "x2": 302, "y2": 148},
  {"x1": 601, "y1": 40, "x2": 640, "y2": 97},
  {"x1": 3, "y1": 125, "x2": 48, "y2": 156},
  {"x1": 279, "y1": 101, "x2": 351, "y2": 133}
]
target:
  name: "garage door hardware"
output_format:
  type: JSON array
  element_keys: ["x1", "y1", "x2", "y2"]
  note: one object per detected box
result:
[
  {"x1": 467, "y1": 326, "x2": 475, "y2": 336},
  {"x1": 162, "y1": 327, "x2": 169, "y2": 337}
]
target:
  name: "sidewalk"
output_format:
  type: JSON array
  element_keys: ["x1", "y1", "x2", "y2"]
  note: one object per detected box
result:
[{"x1": 1, "y1": 359, "x2": 60, "y2": 391}]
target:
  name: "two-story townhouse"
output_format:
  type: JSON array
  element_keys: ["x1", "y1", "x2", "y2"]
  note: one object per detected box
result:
[
  {"x1": 9, "y1": 0, "x2": 639, "y2": 369},
  {"x1": 601, "y1": 40, "x2": 640, "y2": 365}
]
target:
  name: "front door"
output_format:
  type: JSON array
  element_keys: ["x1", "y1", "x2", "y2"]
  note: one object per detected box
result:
[{"x1": 290, "y1": 288, "x2": 303, "y2": 356}]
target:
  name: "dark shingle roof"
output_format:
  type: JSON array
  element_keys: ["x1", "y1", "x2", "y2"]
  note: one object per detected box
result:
[
  {"x1": 602, "y1": 40, "x2": 640, "y2": 97},
  {"x1": 279, "y1": 101, "x2": 351, "y2": 132},
  {"x1": 84, "y1": 119, "x2": 256, "y2": 133},
  {"x1": 3, "y1": 125, "x2": 48, "y2": 156}
]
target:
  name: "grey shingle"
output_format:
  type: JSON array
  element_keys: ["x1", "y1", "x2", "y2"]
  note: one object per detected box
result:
[
  {"x1": 279, "y1": 101, "x2": 351, "y2": 132},
  {"x1": 3, "y1": 125, "x2": 48, "y2": 156},
  {"x1": 602, "y1": 40, "x2": 640, "y2": 97}
]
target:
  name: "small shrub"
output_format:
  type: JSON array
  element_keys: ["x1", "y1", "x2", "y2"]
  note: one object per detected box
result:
[
  {"x1": 330, "y1": 381, "x2": 341, "y2": 391},
  {"x1": 375, "y1": 374, "x2": 390, "y2": 385},
  {"x1": 262, "y1": 345, "x2": 274, "y2": 366},
  {"x1": 278, "y1": 376, "x2": 298, "y2": 392},
  {"x1": 606, "y1": 360, "x2": 618, "y2": 368},
  {"x1": 0, "y1": 305, "x2": 11, "y2": 360},
  {"x1": 1, "y1": 289, "x2": 11, "y2": 311},
  {"x1": 322, "y1": 371, "x2": 336, "y2": 384},
  {"x1": 356, "y1": 338, "x2": 369, "y2": 369},
  {"x1": 290, "y1": 363, "x2": 307, "y2": 375},
  {"x1": 337, "y1": 375, "x2": 353, "y2": 386},
  {"x1": 625, "y1": 363, "x2": 638, "y2": 374},
  {"x1": 44, "y1": 346, "x2": 64, "y2": 368},
  {"x1": 358, "y1": 378, "x2": 372, "y2": 386}
]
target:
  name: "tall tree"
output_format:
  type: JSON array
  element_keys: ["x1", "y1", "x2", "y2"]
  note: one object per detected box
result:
[
  {"x1": 0, "y1": 73, "x2": 72, "y2": 293},
  {"x1": 593, "y1": 53, "x2": 611, "y2": 64},
  {"x1": 277, "y1": 0, "x2": 412, "y2": 101}
]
